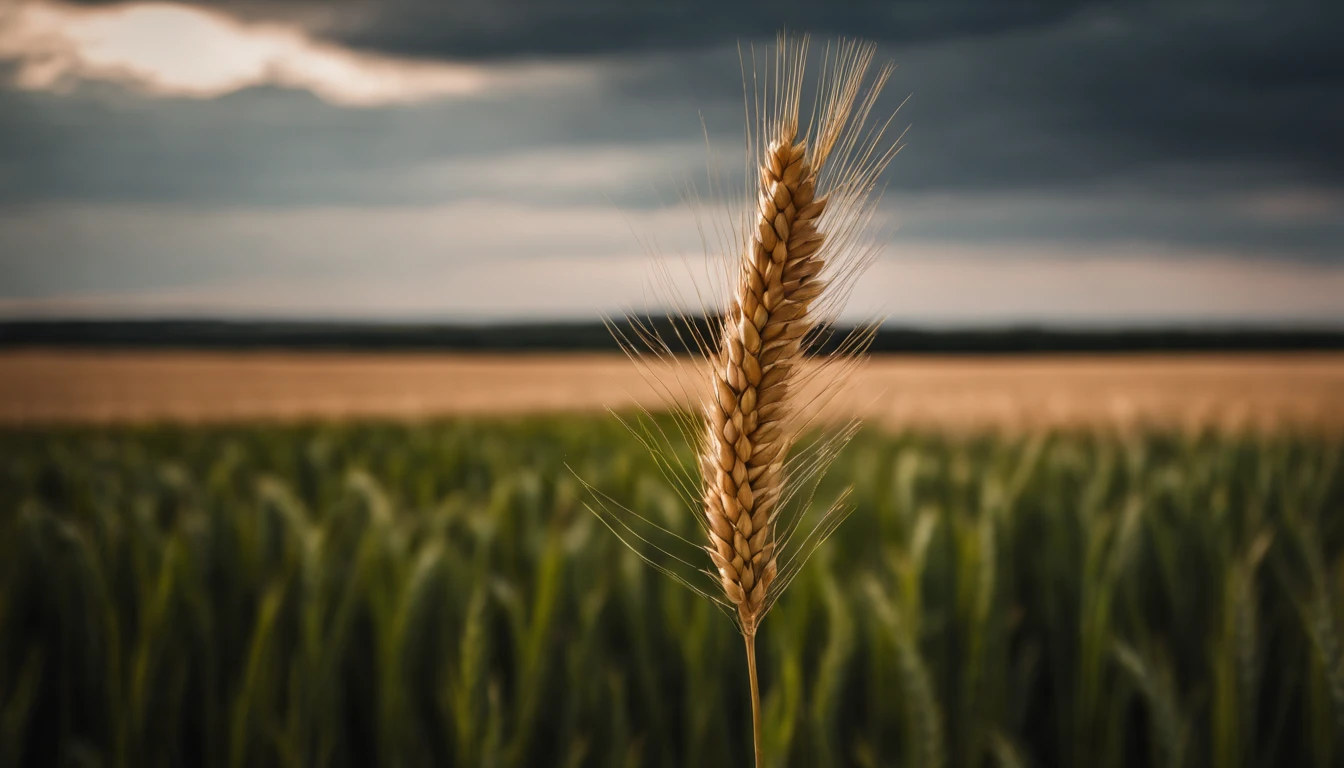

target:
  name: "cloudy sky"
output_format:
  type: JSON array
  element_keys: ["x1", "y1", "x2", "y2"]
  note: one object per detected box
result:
[{"x1": 0, "y1": 0, "x2": 1340, "y2": 326}]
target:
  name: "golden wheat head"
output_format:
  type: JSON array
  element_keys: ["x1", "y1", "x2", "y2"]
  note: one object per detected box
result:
[
  {"x1": 576, "y1": 31, "x2": 902, "y2": 767},
  {"x1": 582, "y1": 33, "x2": 900, "y2": 623},
  {"x1": 704, "y1": 36, "x2": 897, "y2": 632}
]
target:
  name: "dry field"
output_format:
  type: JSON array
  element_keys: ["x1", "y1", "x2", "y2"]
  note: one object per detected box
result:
[{"x1": 0, "y1": 350, "x2": 1341, "y2": 433}]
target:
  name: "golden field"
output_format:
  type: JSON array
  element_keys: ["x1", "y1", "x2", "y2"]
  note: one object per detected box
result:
[{"x1": 1, "y1": 350, "x2": 1340, "y2": 432}]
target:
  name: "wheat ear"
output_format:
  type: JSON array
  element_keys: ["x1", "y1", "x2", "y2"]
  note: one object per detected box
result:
[
  {"x1": 707, "y1": 36, "x2": 896, "y2": 767},
  {"x1": 584, "y1": 33, "x2": 900, "y2": 768},
  {"x1": 705, "y1": 121, "x2": 822, "y2": 627},
  {"x1": 695, "y1": 35, "x2": 892, "y2": 626}
]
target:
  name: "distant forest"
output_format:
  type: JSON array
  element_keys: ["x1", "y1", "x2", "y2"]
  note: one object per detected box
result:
[{"x1": 2, "y1": 319, "x2": 1341, "y2": 355}]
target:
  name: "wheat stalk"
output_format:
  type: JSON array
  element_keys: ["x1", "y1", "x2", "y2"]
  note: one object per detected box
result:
[
  {"x1": 582, "y1": 33, "x2": 901, "y2": 768},
  {"x1": 708, "y1": 38, "x2": 898, "y2": 765}
]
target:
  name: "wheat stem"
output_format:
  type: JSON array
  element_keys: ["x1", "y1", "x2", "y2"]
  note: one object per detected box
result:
[{"x1": 745, "y1": 629, "x2": 764, "y2": 768}]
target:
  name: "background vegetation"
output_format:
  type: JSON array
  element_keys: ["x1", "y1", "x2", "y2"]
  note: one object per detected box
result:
[
  {"x1": 1, "y1": 417, "x2": 1341, "y2": 767},
  {"x1": 4, "y1": 319, "x2": 1342, "y2": 355}
]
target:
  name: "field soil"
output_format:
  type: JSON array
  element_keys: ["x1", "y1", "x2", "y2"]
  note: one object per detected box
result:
[{"x1": 1, "y1": 350, "x2": 1341, "y2": 432}]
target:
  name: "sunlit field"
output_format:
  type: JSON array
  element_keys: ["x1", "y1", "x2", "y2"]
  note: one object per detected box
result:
[
  {"x1": 3, "y1": 351, "x2": 1342, "y2": 433},
  {"x1": 2, "y1": 415, "x2": 1340, "y2": 767}
]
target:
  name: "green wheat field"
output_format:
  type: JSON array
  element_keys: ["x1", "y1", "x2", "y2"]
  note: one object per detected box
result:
[{"x1": 2, "y1": 416, "x2": 1341, "y2": 767}]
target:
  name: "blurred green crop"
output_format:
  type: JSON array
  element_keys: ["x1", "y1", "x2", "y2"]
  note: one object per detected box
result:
[{"x1": 1, "y1": 416, "x2": 1341, "y2": 767}]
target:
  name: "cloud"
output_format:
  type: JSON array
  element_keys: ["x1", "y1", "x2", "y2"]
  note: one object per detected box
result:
[
  {"x1": 4, "y1": 3, "x2": 1341, "y2": 203},
  {"x1": 57, "y1": 0, "x2": 1091, "y2": 60},
  {"x1": 0, "y1": 73, "x2": 723, "y2": 207},
  {"x1": 886, "y1": 189, "x2": 1344, "y2": 261},
  {"x1": 856, "y1": 246, "x2": 1344, "y2": 327},
  {"x1": 0, "y1": 199, "x2": 707, "y2": 297},
  {"x1": 3, "y1": 200, "x2": 1344, "y2": 325},
  {"x1": 0, "y1": 0, "x2": 1340, "y2": 324},
  {"x1": 886, "y1": 7, "x2": 1344, "y2": 195},
  {"x1": 0, "y1": 1, "x2": 583, "y2": 105}
]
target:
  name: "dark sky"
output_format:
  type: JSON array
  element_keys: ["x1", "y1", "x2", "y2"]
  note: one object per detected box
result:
[{"x1": 1, "y1": 0, "x2": 1341, "y2": 324}]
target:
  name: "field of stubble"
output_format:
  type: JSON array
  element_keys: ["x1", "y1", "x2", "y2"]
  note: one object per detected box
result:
[{"x1": 1, "y1": 350, "x2": 1341, "y2": 432}]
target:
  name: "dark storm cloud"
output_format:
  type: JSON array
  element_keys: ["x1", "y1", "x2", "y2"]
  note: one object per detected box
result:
[
  {"x1": 2, "y1": 0, "x2": 1341, "y2": 263},
  {"x1": 0, "y1": 73, "x2": 717, "y2": 207},
  {"x1": 332, "y1": 1, "x2": 1344, "y2": 195},
  {"x1": 61, "y1": 0, "x2": 1091, "y2": 59},
  {"x1": 328, "y1": 2, "x2": 1086, "y2": 61},
  {"x1": 885, "y1": 5, "x2": 1344, "y2": 193},
  {"x1": 8, "y1": 1, "x2": 1341, "y2": 193}
]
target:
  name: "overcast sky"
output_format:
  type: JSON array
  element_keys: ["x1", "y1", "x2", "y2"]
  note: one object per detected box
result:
[{"x1": 1, "y1": 0, "x2": 1340, "y2": 326}]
